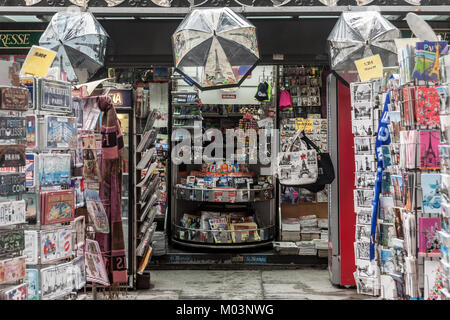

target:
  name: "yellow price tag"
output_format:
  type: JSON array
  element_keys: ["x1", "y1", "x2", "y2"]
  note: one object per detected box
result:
[
  {"x1": 294, "y1": 118, "x2": 313, "y2": 131},
  {"x1": 354, "y1": 54, "x2": 383, "y2": 82},
  {"x1": 20, "y1": 45, "x2": 57, "y2": 78}
]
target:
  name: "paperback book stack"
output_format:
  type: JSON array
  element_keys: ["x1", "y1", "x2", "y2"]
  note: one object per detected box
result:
[
  {"x1": 315, "y1": 218, "x2": 329, "y2": 258},
  {"x1": 281, "y1": 218, "x2": 301, "y2": 242},
  {"x1": 0, "y1": 60, "x2": 29, "y2": 300},
  {"x1": 299, "y1": 214, "x2": 321, "y2": 242},
  {"x1": 19, "y1": 73, "x2": 87, "y2": 300},
  {"x1": 351, "y1": 80, "x2": 381, "y2": 297}
]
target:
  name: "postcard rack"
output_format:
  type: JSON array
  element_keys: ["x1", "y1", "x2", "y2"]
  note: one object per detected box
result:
[{"x1": 169, "y1": 76, "x2": 276, "y2": 249}]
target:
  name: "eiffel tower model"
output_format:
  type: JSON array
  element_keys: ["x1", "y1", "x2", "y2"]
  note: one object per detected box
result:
[
  {"x1": 214, "y1": 49, "x2": 225, "y2": 84},
  {"x1": 424, "y1": 131, "x2": 437, "y2": 167}
]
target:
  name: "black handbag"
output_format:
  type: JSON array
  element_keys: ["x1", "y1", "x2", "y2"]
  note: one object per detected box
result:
[{"x1": 299, "y1": 134, "x2": 335, "y2": 193}]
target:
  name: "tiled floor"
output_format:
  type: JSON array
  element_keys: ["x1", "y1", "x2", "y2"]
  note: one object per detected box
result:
[{"x1": 85, "y1": 269, "x2": 378, "y2": 300}]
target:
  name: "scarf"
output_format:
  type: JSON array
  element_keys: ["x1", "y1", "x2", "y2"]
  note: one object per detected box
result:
[{"x1": 95, "y1": 95, "x2": 128, "y2": 284}]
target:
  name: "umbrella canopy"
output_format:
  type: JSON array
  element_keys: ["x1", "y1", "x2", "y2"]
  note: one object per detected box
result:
[
  {"x1": 172, "y1": 7, "x2": 259, "y2": 90},
  {"x1": 327, "y1": 11, "x2": 400, "y2": 83},
  {"x1": 39, "y1": 10, "x2": 109, "y2": 84}
]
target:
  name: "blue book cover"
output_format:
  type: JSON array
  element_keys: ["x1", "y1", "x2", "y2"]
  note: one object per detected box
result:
[
  {"x1": 380, "y1": 249, "x2": 394, "y2": 274},
  {"x1": 421, "y1": 173, "x2": 441, "y2": 214}
]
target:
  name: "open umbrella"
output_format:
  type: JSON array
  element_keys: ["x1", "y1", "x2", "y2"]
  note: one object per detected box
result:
[
  {"x1": 39, "y1": 10, "x2": 109, "y2": 83},
  {"x1": 327, "y1": 11, "x2": 400, "y2": 83},
  {"x1": 172, "y1": 7, "x2": 259, "y2": 90}
]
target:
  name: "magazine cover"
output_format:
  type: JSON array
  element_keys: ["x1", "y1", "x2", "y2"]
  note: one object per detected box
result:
[
  {"x1": 81, "y1": 133, "x2": 100, "y2": 182},
  {"x1": 44, "y1": 116, "x2": 77, "y2": 149},
  {"x1": 38, "y1": 153, "x2": 71, "y2": 187},
  {"x1": 25, "y1": 153, "x2": 35, "y2": 187},
  {"x1": 0, "y1": 229, "x2": 24, "y2": 255},
  {"x1": 421, "y1": 173, "x2": 441, "y2": 214},
  {"x1": 40, "y1": 227, "x2": 72, "y2": 264},
  {"x1": 70, "y1": 256, "x2": 86, "y2": 290},
  {"x1": 84, "y1": 239, "x2": 110, "y2": 286},
  {"x1": 84, "y1": 189, "x2": 109, "y2": 234},
  {"x1": 419, "y1": 130, "x2": 440, "y2": 170},
  {"x1": 23, "y1": 192, "x2": 37, "y2": 224},
  {"x1": 209, "y1": 217, "x2": 231, "y2": 244},
  {"x1": 416, "y1": 86, "x2": 440, "y2": 126},
  {"x1": 71, "y1": 216, "x2": 85, "y2": 250},
  {"x1": 0, "y1": 116, "x2": 26, "y2": 140},
  {"x1": 24, "y1": 230, "x2": 38, "y2": 265},
  {"x1": 3, "y1": 255, "x2": 26, "y2": 283},
  {"x1": 26, "y1": 115, "x2": 36, "y2": 148},
  {"x1": 25, "y1": 269, "x2": 39, "y2": 300},
  {"x1": 40, "y1": 189, "x2": 74, "y2": 225},
  {"x1": 230, "y1": 222, "x2": 260, "y2": 243},
  {"x1": 1, "y1": 283, "x2": 28, "y2": 300},
  {"x1": 424, "y1": 260, "x2": 441, "y2": 300},
  {"x1": 419, "y1": 217, "x2": 441, "y2": 257},
  {"x1": 0, "y1": 200, "x2": 26, "y2": 227},
  {"x1": 0, "y1": 173, "x2": 26, "y2": 196}
]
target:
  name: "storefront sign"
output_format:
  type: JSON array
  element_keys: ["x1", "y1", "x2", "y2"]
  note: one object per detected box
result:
[
  {"x1": 354, "y1": 54, "x2": 383, "y2": 82},
  {"x1": 222, "y1": 94, "x2": 236, "y2": 99},
  {"x1": 0, "y1": 86, "x2": 28, "y2": 111},
  {"x1": 0, "y1": 117, "x2": 26, "y2": 140},
  {"x1": 0, "y1": 229, "x2": 25, "y2": 255},
  {"x1": 107, "y1": 89, "x2": 132, "y2": 108},
  {"x1": 39, "y1": 79, "x2": 72, "y2": 113},
  {"x1": 401, "y1": 29, "x2": 450, "y2": 42},
  {"x1": 0, "y1": 173, "x2": 26, "y2": 196},
  {"x1": 0, "y1": 145, "x2": 26, "y2": 167},
  {"x1": 0, "y1": 31, "x2": 43, "y2": 49}
]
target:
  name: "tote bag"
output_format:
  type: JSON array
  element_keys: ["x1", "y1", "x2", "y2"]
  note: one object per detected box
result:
[
  {"x1": 300, "y1": 135, "x2": 335, "y2": 192},
  {"x1": 277, "y1": 130, "x2": 318, "y2": 186}
]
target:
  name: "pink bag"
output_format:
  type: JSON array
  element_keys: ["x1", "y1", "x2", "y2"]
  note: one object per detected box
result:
[{"x1": 279, "y1": 90, "x2": 292, "y2": 110}]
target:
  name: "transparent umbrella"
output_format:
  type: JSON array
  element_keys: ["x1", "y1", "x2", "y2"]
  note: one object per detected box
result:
[
  {"x1": 327, "y1": 11, "x2": 400, "y2": 83},
  {"x1": 172, "y1": 7, "x2": 260, "y2": 90},
  {"x1": 39, "y1": 10, "x2": 109, "y2": 83}
]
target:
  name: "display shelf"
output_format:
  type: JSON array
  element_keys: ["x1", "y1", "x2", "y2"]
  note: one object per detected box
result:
[{"x1": 175, "y1": 185, "x2": 274, "y2": 203}]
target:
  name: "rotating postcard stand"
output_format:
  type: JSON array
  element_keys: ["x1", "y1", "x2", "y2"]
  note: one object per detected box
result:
[{"x1": 169, "y1": 84, "x2": 277, "y2": 250}]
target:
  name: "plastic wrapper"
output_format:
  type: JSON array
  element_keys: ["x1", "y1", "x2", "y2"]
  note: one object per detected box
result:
[{"x1": 327, "y1": 11, "x2": 400, "y2": 84}]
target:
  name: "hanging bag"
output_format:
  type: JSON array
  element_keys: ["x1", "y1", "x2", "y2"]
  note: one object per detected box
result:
[
  {"x1": 300, "y1": 134, "x2": 335, "y2": 192},
  {"x1": 277, "y1": 130, "x2": 318, "y2": 186}
]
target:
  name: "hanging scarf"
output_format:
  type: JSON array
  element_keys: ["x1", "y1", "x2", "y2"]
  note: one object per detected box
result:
[
  {"x1": 95, "y1": 95, "x2": 127, "y2": 284},
  {"x1": 370, "y1": 92, "x2": 391, "y2": 261}
]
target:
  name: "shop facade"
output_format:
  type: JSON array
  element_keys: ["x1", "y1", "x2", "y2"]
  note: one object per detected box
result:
[{"x1": 0, "y1": 1, "x2": 449, "y2": 296}]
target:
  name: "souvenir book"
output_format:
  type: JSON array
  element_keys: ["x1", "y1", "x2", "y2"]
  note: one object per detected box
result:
[
  {"x1": 22, "y1": 192, "x2": 37, "y2": 224},
  {"x1": 83, "y1": 239, "x2": 110, "y2": 286},
  {"x1": 0, "y1": 116, "x2": 26, "y2": 140},
  {"x1": 419, "y1": 217, "x2": 441, "y2": 257},
  {"x1": 40, "y1": 262, "x2": 73, "y2": 300},
  {"x1": 1, "y1": 283, "x2": 28, "y2": 300},
  {"x1": 25, "y1": 115, "x2": 36, "y2": 148},
  {"x1": 41, "y1": 115, "x2": 77, "y2": 149},
  {"x1": 84, "y1": 189, "x2": 109, "y2": 234},
  {"x1": 0, "y1": 255, "x2": 26, "y2": 283},
  {"x1": 37, "y1": 78, "x2": 72, "y2": 113},
  {"x1": 0, "y1": 199, "x2": 26, "y2": 227},
  {"x1": 412, "y1": 41, "x2": 449, "y2": 82},
  {"x1": 0, "y1": 229, "x2": 24, "y2": 255},
  {"x1": 25, "y1": 269, "x2": 39, "y2": 300},
  {"x1": 421, "y1": 173, "x2": 441, "y2": 214},
  {"x1": 419, "y1": 130, "x2": 440, "y2": 170},
  {"x1": 380, "y1": 248, "x2": 395, "y2": 274},
  {"x1": 38, "y1": 153, "x2": 71, "y2": 187},
  {"x1": 24, "y1": 230, "x2": 38, "y2": 264},
  {"x1": 40, "y1": 226, "x2": 72, "y2": 264},
  {"x1": 0, "y1": 144, "x2": 26, "y2": 167},
  {"x1": 40, "y1": 189, "x2": 75, "y2": 225}
]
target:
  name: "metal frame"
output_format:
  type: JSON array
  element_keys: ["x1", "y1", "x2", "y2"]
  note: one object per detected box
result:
[{"x1": 1, "y1": 6, "x2": 450, "y2": 15}]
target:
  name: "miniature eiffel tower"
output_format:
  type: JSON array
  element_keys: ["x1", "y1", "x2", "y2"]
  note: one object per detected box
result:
[{"x1": 214, "y1": 49, "x2": 225, "y2": 84}]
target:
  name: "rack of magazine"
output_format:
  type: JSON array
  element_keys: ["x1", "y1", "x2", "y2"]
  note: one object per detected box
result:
[
  {"x1": 352, "y1": 38, "x2": 450, "y2": 299},
  {"x1": 135, "y1": 81, "x2": 169, "y2": 276}
]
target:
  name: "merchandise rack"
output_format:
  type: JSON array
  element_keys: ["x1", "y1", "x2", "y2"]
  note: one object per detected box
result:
[{"x1": 169, "y1": 71, "x2": 277, "y2": 249}]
